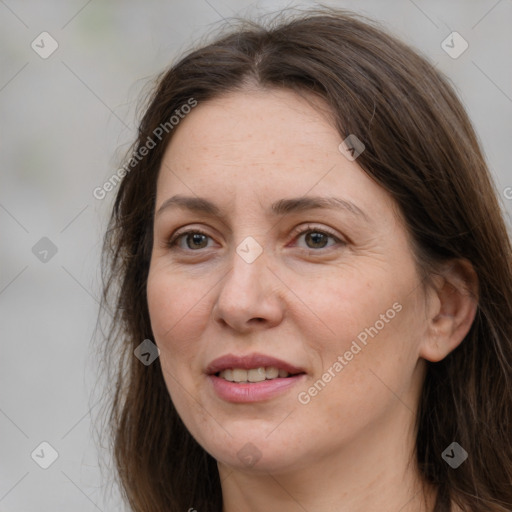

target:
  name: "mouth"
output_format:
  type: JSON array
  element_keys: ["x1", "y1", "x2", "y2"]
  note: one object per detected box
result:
[
  {"x1": 206, "y1": 353, "x2": 307, "y2": 403},
  {"x1": 206, "y1": 352, "x2": 306, "y2": 379},
  {"x1": 215, "y1": 366, "x2": 305, "y2": 383}
]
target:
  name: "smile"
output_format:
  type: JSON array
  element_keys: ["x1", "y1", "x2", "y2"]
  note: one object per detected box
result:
[
  {"x1": 208, "y1": 372, "x2": 307, "y2": 403},
  {"x1": 217, "y1": 366, "x2": 296, "y2": 382}
]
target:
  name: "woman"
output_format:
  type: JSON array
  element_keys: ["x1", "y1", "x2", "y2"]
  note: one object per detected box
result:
[{"x1": 100, "y1": 8, "x2": 512, "y2": 511}]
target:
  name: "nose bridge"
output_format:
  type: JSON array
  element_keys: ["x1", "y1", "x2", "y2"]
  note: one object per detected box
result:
[
  {"x1": 224, "y1": 205, "x2": 267, "y2": 287},
  {"x1": 223, "y1": 239, "x2": 267, "y2": 301},
  {"x1": 214, "y1": 238, "x2": 283, "y2": 330}
]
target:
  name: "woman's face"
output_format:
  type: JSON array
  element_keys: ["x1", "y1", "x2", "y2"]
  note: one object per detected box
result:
[{"x1": 147, "y1": 89, "x2": 434, "y2": 474}]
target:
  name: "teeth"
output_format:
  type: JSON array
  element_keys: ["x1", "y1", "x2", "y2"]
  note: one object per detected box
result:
[
  {"x1": 219, "y1": 366, "x2": 290, "y2": 383},
  {"x1": 248, "y1": 368, "x2": 266, "y2": 382},
  {"x1": 222, "y1": 369, "x2": 233, "y2": 381},
  {"x1": 265, "y1": 366, "x2": 279, "y2": 379},
  {"x1": 232, "y1": 369, "x2": 247, "y2": 382}
]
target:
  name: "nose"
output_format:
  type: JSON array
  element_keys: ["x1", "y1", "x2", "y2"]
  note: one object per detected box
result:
[{"x1": 212, "y1": 246, "x2": 285, "y2": 333}]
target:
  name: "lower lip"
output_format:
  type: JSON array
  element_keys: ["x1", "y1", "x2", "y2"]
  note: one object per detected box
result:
[{"x1": 208, "y1": 374, "x2": 306, "y2": 403}]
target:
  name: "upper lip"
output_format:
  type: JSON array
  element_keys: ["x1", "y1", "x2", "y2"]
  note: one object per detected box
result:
[{"x1": 205, "y1": 353, "x2": 306, "y2": 375}]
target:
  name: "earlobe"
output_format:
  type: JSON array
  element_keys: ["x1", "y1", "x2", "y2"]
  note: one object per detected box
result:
[{"x1": 420, "y1": 259, "x2": 479, "y2": 363}]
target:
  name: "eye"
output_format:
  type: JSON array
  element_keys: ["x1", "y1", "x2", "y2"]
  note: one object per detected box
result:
[
  {"x1": 166, "y1": 225, "x2": 344, "y2": 252},
  {"x1": 292, "y1": 225, "x2": 344, "y2": 250},
  {"x1": 167, "y1": 230, "x2": 215, "y2": 251}
]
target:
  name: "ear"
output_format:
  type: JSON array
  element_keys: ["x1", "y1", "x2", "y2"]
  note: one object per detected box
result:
[{"x1": 419, "y1": 259, "x2": 479, "y2": 362}]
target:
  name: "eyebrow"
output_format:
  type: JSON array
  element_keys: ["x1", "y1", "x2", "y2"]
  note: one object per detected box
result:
[{"x1": 156, "y1": 194, "x2": 370, "y2": 222}]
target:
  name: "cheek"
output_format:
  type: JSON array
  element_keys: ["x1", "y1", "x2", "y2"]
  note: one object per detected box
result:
[
  {"x1": 146, "y1": 269, "x2": 213, "y2": 420},
  {"x1": 146, "y1": 268, "x2": 211, "y2": 362},
  {"x1": 288, "y1": 266, "x2": 396, "y2": 355},
  {"x1": 294, "y1": 318, "x2": 413, "y2": 447},
  {"x1": 291, "y1": 266, "x2": 420, "y2": 410}
]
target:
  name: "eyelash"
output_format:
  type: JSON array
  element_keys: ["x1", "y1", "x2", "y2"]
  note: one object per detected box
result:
[{"x1": 166, "y1": 224, "x2": 345, "y2": 252}]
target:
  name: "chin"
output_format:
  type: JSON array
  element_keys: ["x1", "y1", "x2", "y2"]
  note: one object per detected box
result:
[{"x1": 211, "y1": 435, "x2": 307, "y2": 474}]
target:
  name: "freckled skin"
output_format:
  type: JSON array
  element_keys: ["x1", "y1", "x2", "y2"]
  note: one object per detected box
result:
[{"x1": 147, "y1": 89, "x2": 444, "y2": 511}]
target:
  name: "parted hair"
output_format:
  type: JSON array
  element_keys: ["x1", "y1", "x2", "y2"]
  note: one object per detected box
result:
[{"x1": 99, "y1": 8, "x2": 512, "y2": 511}]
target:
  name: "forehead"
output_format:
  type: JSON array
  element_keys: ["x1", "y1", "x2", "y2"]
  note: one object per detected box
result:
[
  {"x1": 163, "y1": 88, "x2": 336, "y2": 166},
  {"x1": 155, "y1": 89, "x2": 398, "y2": 226}
]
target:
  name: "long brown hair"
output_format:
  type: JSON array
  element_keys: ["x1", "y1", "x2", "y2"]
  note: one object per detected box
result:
[{"x1": 99, "y1": 8, "x2": 512, "y2": 511}]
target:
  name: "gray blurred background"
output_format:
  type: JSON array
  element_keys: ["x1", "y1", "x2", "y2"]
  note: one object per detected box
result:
[{"x1": 1, "y1": 0, "x2": 511, "y2": 510}]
